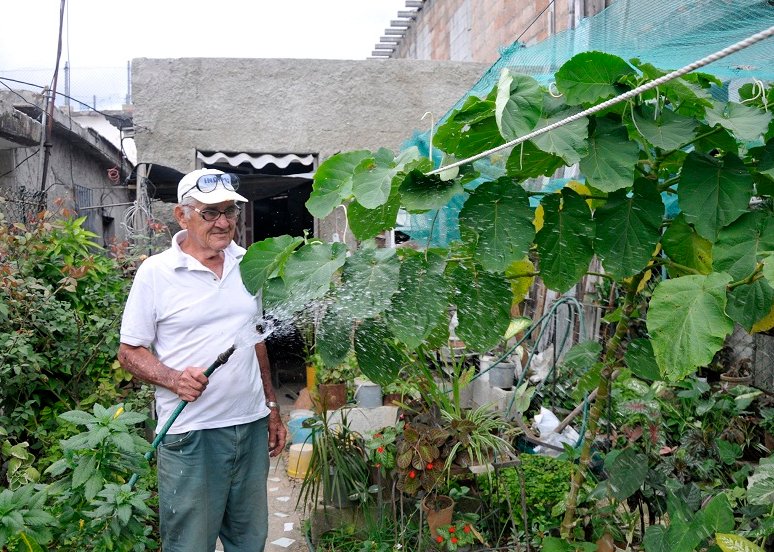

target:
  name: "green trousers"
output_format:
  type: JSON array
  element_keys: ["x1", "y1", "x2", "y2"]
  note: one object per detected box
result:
[{"x1": 158, "y1": 416, "x2": 269, "y2": 552}]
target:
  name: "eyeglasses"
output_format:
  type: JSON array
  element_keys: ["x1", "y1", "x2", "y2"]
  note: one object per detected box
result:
[
  {"x1": 192, "y1": 205, "x2": 241, "y2": 222},
  {"x1": 180, "y1": 173, "x2": 240, "y2": 199}
]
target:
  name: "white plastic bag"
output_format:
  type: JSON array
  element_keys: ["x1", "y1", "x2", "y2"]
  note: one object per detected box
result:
[{"x1": 532, "y1": 406, "x2": 580, "y2": 457}]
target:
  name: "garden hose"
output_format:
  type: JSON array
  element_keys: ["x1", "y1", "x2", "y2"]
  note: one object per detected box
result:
[{"x1": 127, "y1": 345, "x2": 236, "y2": 488}]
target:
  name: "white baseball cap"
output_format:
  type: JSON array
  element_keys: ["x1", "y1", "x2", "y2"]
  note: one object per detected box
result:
[{"x1": 177, "y1": 168, "x2": 248, "y2": 204}]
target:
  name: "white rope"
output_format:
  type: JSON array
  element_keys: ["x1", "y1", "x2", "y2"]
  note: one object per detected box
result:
[{"x1": 428, "y1": 25, "x2": 774, "y2": 176}]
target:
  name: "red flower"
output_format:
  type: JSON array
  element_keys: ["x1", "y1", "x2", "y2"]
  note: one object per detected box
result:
[
  {"x1": 377, "y1": 446, "x2": 384, "y2": 453},
  {"x1": 436, "y1": 536, "x2": 444, "y2": 543},
  {"x1": 451, "y1": 537, "x2": 458, "y2": 544},
  {"x1": 448, "y1": 527, "x2": 455, "y2": 533},
  {"x1": 426, "y1": 462, "x2": 433, "y2": 470},
  {"x1": 375, "y1": 433, "x2": 382, "y2": 438},
  {"x1": 463, "y1": 525, "x2": 471, "y2": 533},
  {"x1": 409, "y1": 470, "x2": 416, "y2": 479}
]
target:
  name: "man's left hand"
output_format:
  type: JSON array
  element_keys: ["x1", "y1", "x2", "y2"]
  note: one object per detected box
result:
[{"x1": 268, "y1": 411, "x2": 286, "y2": 457}]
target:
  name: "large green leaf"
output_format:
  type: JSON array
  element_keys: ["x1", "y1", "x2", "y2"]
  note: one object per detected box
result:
[
  {"x1": 678, "y1": 152, "x2": 754, "y2": 241},
  {"x1": 263, "y1": 242, "x2": 347, "y2": 317},
  {"x1": 316, "y1": 307, "x2": 352, "y2": 368},
  {"x1": 555, "y1": 51, "x2": 635, "y2": 105},
  {"x1": 605, "y1": 448, "x2": 647, "y2": 500},
  {"x1": 240, "y1": 235, "x2": 303, "y2": 296},
  {"x1": 495, "y1": 70, "x2": 542, "y2": 141},
  {"x1": 579, "y1": 118, "x2": 639, "y2": 192},
  {"x1": 306, "y1": 150, "x2": 371, "y2": 218},
  {"x1": 456, "y1": 117, "x2": 506, "y2": 159},
  {"x1": 662, "y1": 214, "x2": 713, "y2": 276},
  {"x1": 535, "y1": 188, "x2": 595, "y2": 292},
  {"x1": 624, "y1": 338, "x2": 661, "y2": 381},
  {"x1": 531, "y1": 97, "x2": 589, "y2": 164},
  {"x1": 450, "y1": 261, "x2": 512, "y2": 353},
  {"x1": 705, "y1": 102, "x2": 773, "y2": 142},
  {"x1": 352, "y1": 157, "x2": 398, "y2": 209},
  {"x1": 752, "y1": 139, "x2": 774, "y2": 179},
  {"x1": 354, "y1": 318, "x2": 403, "y2": 387},
  {"x1": 283, "y1": 242, "x2": 348, "y2": 302},
  {"x1": 631, "y1": 59, "x2": 713, "y2": 119},
  {"x1": 398, "y1": 169, "x2": 464, "y2": 212},
  {"x1": 633, "y1": 105, "x2": 698, "y2": 151},
  {"x1": 714, "y1": 211, "x2": 774, "y2": 281},
  {"x1": 459, "y1": 177, "x2": 535, "y2": 272},
  {"x1": 385, "y1": 252, "x2": 449, "y2": 349},
  {"x1": 506, "y1": 140, "x2": 565, "y2": 181},
  {"x1": 434, "y1": 94, "x2": 495, "y2": 155},
  {"x1": 647, "y1": 273, "x2": 733, "y2": 381},
  {"x1": 692, "y1": 493, "x2": 734, "y2": 541},
  {"x1": 339, "y1": 244, "x2": 400, "y2": 319},
  {"x1": 594, "y1": 180, "x2": 662, "y2": 278},
  {"x1": 348, "y1": 188, "x2": 401, "y2": 240}
]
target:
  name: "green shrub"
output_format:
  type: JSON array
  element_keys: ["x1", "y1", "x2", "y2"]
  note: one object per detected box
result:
[
  {"x1": 478, "y1": 454, "x2": 573, "y2": 533},
  {"x1": 0, "y1": 209, "x2": 133, "y2": 452}
]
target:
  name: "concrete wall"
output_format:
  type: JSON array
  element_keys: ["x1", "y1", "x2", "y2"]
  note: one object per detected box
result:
[
  {"x1": 0, "y1": 92, "x2": 133, "y2": 245},
  {"x1": 131, "y1": 57, "x2": 489, "y2": 172}
]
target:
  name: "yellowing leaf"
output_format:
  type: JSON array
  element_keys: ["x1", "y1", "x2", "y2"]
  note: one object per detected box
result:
[
  {"x1": 534, "y1": 204, "x2": 544, "y2": 232},
  {"x1": 566, "y1": 180, "x2": 596, "y2": 209},
  {"x1": 751, "y1": 303, "x2": 774, "y2": 333},
  {"x1": 505, "y1": 258, "x2": 536, "y2": 302}
]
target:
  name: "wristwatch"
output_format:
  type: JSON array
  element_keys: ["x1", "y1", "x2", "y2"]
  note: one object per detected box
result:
[{"x1": 266, "y1": 401, "x2": 280, "y2": 410}]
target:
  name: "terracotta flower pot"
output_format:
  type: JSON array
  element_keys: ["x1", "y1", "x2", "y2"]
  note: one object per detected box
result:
[
  {"x1": 720, "y1": 372, "x2": 752, "y2": 388},
  {"x1": 421, "y1": 494, "x2": 454, "y2": 538},
  {"x1": 315, "y1": 383, "x2": 347, "y2": 412},
  {"x1": 383, "y1": 393, "x2": 401, "y2": 406}
]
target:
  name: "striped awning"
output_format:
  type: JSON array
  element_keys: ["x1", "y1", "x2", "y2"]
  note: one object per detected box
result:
[{"x1": 197, "y1": 151, "x2": 315, "y2": 177}]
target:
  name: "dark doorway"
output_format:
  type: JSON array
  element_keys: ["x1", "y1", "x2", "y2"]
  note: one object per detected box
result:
[
  {"x1": 252, "y1": 181, "x2": 313, "y2": 242},
  {"x1": 197, "y1": 151, "x2": 317, "y2": 389}
]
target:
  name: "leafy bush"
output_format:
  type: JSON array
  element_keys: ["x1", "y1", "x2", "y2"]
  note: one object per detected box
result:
[
  {"x1": 0, "y1": 207, "x2": 133, "y2": 452},
  {"x1": 479, "y1": 454, "x2": 572, "y2": 533},
  {"x1": 0, "y1": 403, "x2": 157, "y2": 551}
]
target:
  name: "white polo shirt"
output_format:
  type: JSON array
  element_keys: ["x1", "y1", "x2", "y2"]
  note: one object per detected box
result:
[{"x1": 120, "y1": 230, "x2": 270, "y2": 434}]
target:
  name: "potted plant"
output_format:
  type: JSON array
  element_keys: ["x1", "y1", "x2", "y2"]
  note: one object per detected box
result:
[
  {"x1": 298, "y1": 409, "x2": 369, "y2": 513},
  {"x1": 381, "y1": 371, "x2": 420, "y2": 406},
  {"x1": 314, "y1": 352, "x2": 359, "y2": 412},
  {"x1": 719, "y1": 358, "x2": 754, "y2": 387},
  {"x1": 433, "y1": 513, "x2": 486, "y2": 551}
]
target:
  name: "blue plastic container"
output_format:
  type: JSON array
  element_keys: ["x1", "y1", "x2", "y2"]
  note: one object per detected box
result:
[{"x1": 288, "y1": 416, "x2": 314, "y2": 445}]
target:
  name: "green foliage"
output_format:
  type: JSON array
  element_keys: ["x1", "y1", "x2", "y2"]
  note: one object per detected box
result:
[
  {"x1": 1, "y1": 403, "x2": 156, "y2": 551},
  {"x1": 0, "y1": 209, "x2": 132, "y2": 450},
  {"x1": 237, "y1": 53, "x2": 774, "y2": 547},
  {"x1": 478, "y1": 454, "x2": 573, "y2": 532}
]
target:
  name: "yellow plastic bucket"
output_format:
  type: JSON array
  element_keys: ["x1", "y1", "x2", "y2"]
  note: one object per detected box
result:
[{"x1": 287, "y1": 443, "x2": 313, "y2": 479}]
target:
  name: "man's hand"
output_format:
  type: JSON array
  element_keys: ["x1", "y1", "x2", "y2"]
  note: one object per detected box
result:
[
  {"x1": 173, "y1": 367, "x2": 209, "y2": 402},
  {"x1": 268, "y1": 410, "x2": 287, "y2": 457}
]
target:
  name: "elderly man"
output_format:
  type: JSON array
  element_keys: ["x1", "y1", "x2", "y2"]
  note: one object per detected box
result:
[{"x1": 118, "y1": 168, "x2": 286, "y2": 551}]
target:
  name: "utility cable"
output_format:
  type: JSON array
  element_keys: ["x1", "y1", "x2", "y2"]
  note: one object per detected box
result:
[
  {"x1": 428, "y1": 24, "x2": 774, "y2": 176},
  {"x1": 0, "y1": 76, "x2": 136, "y2": 127},
  {"x1": 515, "y1": 0, "x2": 556, "y2": 44}
]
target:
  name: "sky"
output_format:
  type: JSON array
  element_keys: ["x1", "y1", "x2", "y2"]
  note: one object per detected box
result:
[
  {"x1": 0, "y1": 0, "x2": 408, "y2": 108},
  {"x1": 0, "y1": 0, "x2": 408, "y2": 66}
]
